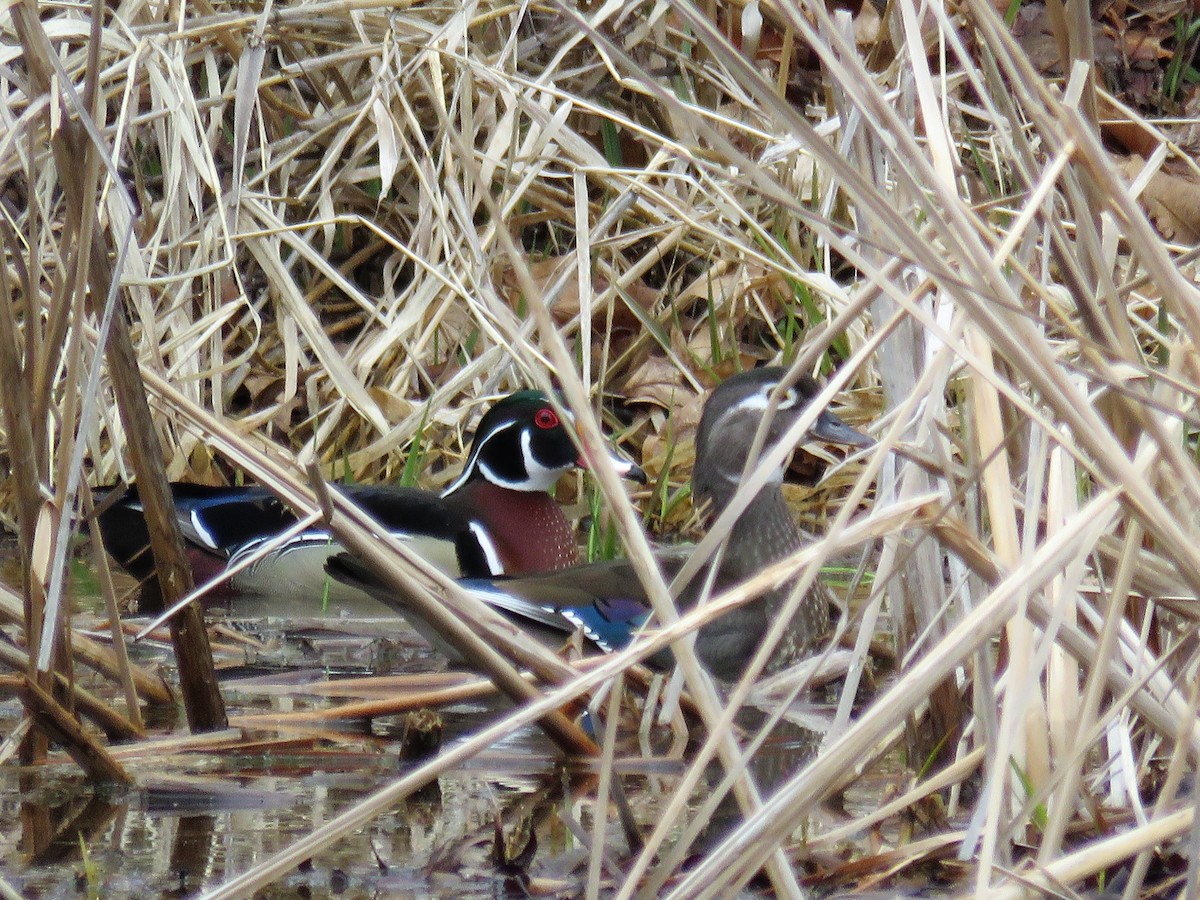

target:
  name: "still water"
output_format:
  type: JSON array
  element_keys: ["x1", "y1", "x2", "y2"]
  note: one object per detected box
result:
[{"x1": 0, "y1": 561, "x2": 822, "y2": 898}]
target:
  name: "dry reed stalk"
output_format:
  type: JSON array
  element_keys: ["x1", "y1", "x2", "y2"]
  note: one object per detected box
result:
[
  {"x1": 0, "y1": 581, "x2": 173, "y2": 706},
  {"x1": 9, "y1": 0, "x2": 225, "y2": 737},
  {"x1": 0, "y1": 653, "x2": 142, "y2": 743},
  {"x1": 587, "y1": 671, "x2": 626, "y2": 900},
  {"x1": 228, "y1": 680, "x2": 500, "y2": 725},
  {"x1": 102, "y1": 728, "x2": 250, "y2": 761},
  {"x1": 198, "y1": 554, "x2": 890, "y2": 899},
  {"x1": 79, "y1": 482, "x2": 144, "y2": 730},
  {"x1": 482, "y1": 170, "x2": 805, "y2": 897},
  {"x1": 226, "y1": 670, "x2": 484, "y2": 698},
  {"x1": 106, "y1": 356, "x2": 603, "y2": 751},
  {"x1": 18, "y1": 679, "x2": 132, "y2": 785},
  {"x1": 4, "y1": 0, "x2": 1200, "y2": 893}
]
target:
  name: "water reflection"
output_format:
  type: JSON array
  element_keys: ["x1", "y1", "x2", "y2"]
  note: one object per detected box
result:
[{"x1": 2, "y1": 571, "x2": 838, "y2": 896}]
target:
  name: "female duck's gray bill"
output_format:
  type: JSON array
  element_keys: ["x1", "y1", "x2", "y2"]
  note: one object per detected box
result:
[{"x1": 812, "y1": 410, "x2": 875, "y2": 448}]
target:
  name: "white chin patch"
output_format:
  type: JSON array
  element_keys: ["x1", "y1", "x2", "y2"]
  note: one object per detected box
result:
[
  {"x1": 480, "y1": 430, "x2": 568, "y2": 491},
  {"x1": 440, "y1": 419, "x2": 522, "y2": 497},
  {"x1": 520, "y1": 430, "x2": 569, "y2": 490}
]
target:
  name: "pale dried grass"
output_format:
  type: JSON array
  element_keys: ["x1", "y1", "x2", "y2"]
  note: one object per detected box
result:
[{"x1": 3, "y1": 0, "x2": 1200, "y2": 896}]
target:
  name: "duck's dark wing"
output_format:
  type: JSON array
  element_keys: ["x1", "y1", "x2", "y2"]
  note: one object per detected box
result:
[
  {"x1": 339, "y1": 485, "x2": 469, "y2": 542},
  {"x1": 219, "y1": 485, "x2": 478, "y2": 593},
  {"x1": 461, "y1": 560, "x2": 656, "y2": 653},
  {"x1": 326, "y1": 552, "x2": 654, "y2": 650},
  {"x1": 96, "y1": 484, "x2": 296, "y2": 578},
  {"x1": 327, "y1": 551, "x2": 690, "y2": 661}
]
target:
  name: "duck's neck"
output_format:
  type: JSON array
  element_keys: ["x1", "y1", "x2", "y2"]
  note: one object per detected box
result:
[
  {"x1": 719, "y1": 486, "x2": 804, "y2": 584},
  {"x1": 459, "y1": 480, "x2": 581, "y2": 574},
  {"x1": 719, "y1": 485, "x2": 831, "y2": 656}
]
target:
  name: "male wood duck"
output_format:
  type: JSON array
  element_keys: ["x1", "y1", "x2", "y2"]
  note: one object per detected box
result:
[
  {"x1": 98, "y1": 390, "x2": 645, "y2": 599},
  {"x1": 327, "y1": 368, "x2": 873, "y2": 677}
]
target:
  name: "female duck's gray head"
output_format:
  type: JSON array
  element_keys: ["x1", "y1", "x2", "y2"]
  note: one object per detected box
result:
[{"x1": 692, "y1": 368, "x2": 872, "y2": 510}]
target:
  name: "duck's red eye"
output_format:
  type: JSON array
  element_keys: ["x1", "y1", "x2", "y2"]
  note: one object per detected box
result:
[{"x1": 534, "y1": 408, "x2": 559, "y2": 430}]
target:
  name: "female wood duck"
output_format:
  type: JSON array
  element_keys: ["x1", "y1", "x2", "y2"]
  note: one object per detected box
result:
[
  {"x1": 98, "y1": 391, "x2": 645, "y2": 598},
  {"x1": 327, "y1": 368, "x2": 873, "y2": 677}
]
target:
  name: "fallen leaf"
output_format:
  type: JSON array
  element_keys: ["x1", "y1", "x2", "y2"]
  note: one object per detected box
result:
[
  {"x1": 619, "y1": 355, "x2": 691, "y2": 409},
  {"x1": 494, "y1": 253, "x2": 656, "y2": 332},
  {"x1": 367, "y1": 387, "x2": 416, "y2": 423},
  {"x1": 1121, "y1": 154, "x2": 1200, "y2": 244}
]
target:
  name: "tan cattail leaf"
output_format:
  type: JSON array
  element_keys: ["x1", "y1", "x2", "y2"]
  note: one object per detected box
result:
[{"x1": 371, "y1": 98, "x2": 401, "y2": 199}]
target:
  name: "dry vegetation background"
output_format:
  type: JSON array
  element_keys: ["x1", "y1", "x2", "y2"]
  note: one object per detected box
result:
[{"x1": 5, "y1": 0, "x2": 1200, "y2": 896}]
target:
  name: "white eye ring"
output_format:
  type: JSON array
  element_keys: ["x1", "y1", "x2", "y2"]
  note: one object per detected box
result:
[
  {"x1": 753, "y1": 384, "x2": 798, "y2": 409},
  {"x1": 777, "y1": 388, "x2": 799, "y2": 409}
]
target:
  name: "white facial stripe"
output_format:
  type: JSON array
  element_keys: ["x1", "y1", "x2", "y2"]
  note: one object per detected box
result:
[
  {"x1": 440, "y1": 419, "x2": 522, "y2": 498},
  {"x1": 468, "y1": 520, "x2": 504, "y2": 575},
  {"x1": 725, "y1": 383, "x2": 800, "y2": 414},
  {"x1": 707, "y1": 384, "x2": 806, "y2": 484},
  {"x1": 476, "y1": 428, "x2": 570, "y2": 491}
]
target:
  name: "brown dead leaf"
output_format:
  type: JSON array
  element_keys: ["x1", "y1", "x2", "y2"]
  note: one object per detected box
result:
[
  {"x1": 1169, "y1": 92, "x2": 1200, "y2": 158},
  {"x1": 1120, "y1": 154, "x2": 1200, "y2": 244},
  {"x1": 367, "y1": 387, "x2": 416, "y2": 423},
  {"x1": 671, "y1": 322, "x2": 775, "y2": 373},
  {"x1": 620, "y1": 355, "x2": 691, "y2": 409},
  {"x1": 239, "y1": 372, "x2": 284, "y2": 405},
  {"x1": 675, "y1": 264, "x2": 792, "y2": 322},
  {"x1": 855, "y1": 2, "x2": 882, "y2": 46},
  {"x1": 1115, "y1": 25, "x2": 1171, "y2": 64},
  {"x1": 1099, "y1": 95, "x2": 1159, "y2": 157},
  {"x1": 787, "y1": 449, "x2": 837, "y2": 486},
  {"x1": 187, "y1": 443, "x2": 224, "y2": 486},
  {"x1": 621, "y1": 355, "x2": 704, "y2": 486},
  {"x1": 640, "y1": 391, "x2": 703, "y2": 487},
  {"x1": 1178, "y1": 340, "x2": 1200, "y2": 389},
  {"x1": 494, "y1": 253, "x2": 657, "y2": 332},
  {"x1": 1013, "y1": 4, "x2": 1117, "y2": 78}
]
